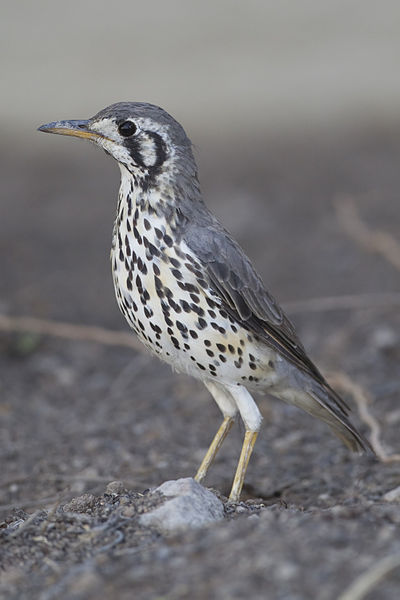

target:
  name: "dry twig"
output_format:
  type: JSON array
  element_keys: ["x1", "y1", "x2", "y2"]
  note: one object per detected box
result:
[
  {"x1": 329, "y1": 371, "x2": 400, "y2": 463},
  {"x1": 0, "y1": 314, "x2": 143, "y2": 353},
  {"x1": 338, "y1": 554, "x2": 400, "y2": 600},
  {"x1": 335, "y1": 196, "x2": 400, "y2": 272}
]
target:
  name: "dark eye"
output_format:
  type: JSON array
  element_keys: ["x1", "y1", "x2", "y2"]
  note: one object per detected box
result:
[{"x1": 118, "y1": 121, "x2": 137, "y2": 137}]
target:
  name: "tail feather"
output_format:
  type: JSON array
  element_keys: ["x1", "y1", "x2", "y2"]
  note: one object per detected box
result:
[
  {"x1": 275, "y1": 380, "x2": 373, "y2": 453},
  {"x1": 307, "y1": 389, "x2": 372, "y2": 453}
]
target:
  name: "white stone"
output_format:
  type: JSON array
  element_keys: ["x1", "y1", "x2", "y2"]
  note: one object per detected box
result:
[{"x1": 139, "y1": 478, "x2": 224, "y2": 533}]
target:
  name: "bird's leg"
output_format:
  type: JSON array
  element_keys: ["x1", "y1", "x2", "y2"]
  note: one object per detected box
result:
[
  {"x1": 195, "y1": 416, "x2": 235, "y2": 483},
  {"x1": 229, "y1": 430, "x2": 258, "y2": 502},
  {"x1": 224, "y1": 385, "x2": 262, "y2": 502},
  {"x1": 195, "y1": 381, "x2": 238, "y2": 483}
]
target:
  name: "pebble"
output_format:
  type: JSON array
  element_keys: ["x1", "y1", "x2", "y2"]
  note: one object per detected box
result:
[{"x1": 139, "y1": 478, "x2": 224, "y2": 533}]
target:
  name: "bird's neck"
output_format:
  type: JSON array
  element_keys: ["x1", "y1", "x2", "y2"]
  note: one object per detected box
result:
[{"x1": 116, "y1": 162, "x2": 202, "y2": 233}]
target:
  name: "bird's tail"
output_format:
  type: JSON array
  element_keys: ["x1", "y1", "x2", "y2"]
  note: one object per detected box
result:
[{"x1": 275, "y1": 379, "x2": 372, "y2": 453}]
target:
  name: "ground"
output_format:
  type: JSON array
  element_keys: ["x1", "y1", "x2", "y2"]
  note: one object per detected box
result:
[{"x1": 0, "y1": 131, "x2": 399, "y2": 599}]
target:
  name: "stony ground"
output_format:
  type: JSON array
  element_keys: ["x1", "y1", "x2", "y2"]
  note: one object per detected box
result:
[{"x1": 0, "y1": 131, "x2": 400, "y2": 599}]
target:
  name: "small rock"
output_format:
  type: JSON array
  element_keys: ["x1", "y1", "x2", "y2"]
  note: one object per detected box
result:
[
  {"x1": 63, "y1": 493, "x2": 96, "y2": 513},
  {"x1": 105, "y1": 481, "x2": 127, "y2": 495},
  {"x1": 139, "y1": 478, "x2": 224, "y2": 533},
  {"x1": 383, "y1": 486, "x2": 400, "y2": 502}
]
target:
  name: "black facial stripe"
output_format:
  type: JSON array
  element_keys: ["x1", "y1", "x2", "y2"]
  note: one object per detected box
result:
[
  {"x1": 146, "y1": 131, "x2": 167, "y2": 168},
  {"x1": 124, "y1": 137, "x2": 147, "y2": 168},
  {"x1": 123, "y1": 131, "x2": 167, "y2": 170}
]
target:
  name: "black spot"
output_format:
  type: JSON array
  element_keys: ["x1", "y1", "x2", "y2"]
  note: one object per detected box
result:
[
  {"x1": 249, "y1": 363, "x2": 257, "y2": 370},
  {"x1": 216, "y1": 344, "x2": 226, "y2": 352},
  {"x1": 219, "y1": 309, "x2": 228, "y2": 319},
  {"x1": 169, "y1": 257, "x2": 181, "y2": 268},
  {"x1": 218, "y1": 327, "x2": 226, "y2": 334},
  {"x1": 183, "y1": 343, "x2": 190, "y2": 350},
  {"x1": 143, "y1": 218, "x2": 151, "y2": 231},
  {"x1": 205, "y1": 297, "x2": 216, "y2": 309},
  {"x1": 237, "y1": 347, "x2": 243, "y2": 356},
  {"x1": 180, "y1": 299, "x2": 191, "y2": 313},
  {"x1": 228, "y1": 345, "x2": 235, "y2": 353},
  {"x1": 204, "y1": 340, "x2": 211, "y2": 347},
  {"x1": 150, "y1": 322, "x2": 162, "y2": 334},
  {"x1": 196, "y1": 363, "x2": 206, "y2": 371},
  {"x1": 119, "y1": 249, "x2": 124, "y2": 261},
  {"x1": 231, "y1": 325, "x2": 237, "y2": 333},
  {"x1": 190, "y1": 304, "x2": 204, "y2": 317},
  {"x1": 126, "y1": 277, "x2": 132, "y2": 291},
  {"x1": 219, "y1": 354, "x2": 226, "y2": 363},
  {"x1": 144, "y1": 306, "x2": 153, "y2": 318},
  {"x1": 197, "y1": 279, "x2": 208, "y2": 289},
  {"x1": 208, "y1": 310, "x2": 216, "y2": 318},
  {"x1": 137, "y1": 320, "x2": 145, "y2": 331},
  {"x1": 164, "y1": 234, "x2": 173, "y2": 247},
  {"x1": 148, "y1": 242, "x2": 160, "y2": 257},
  {"x1": 153, "y1": 263, "x2": 160, "y2": 276},
  {"x1": 135, "y1": 275, "x2": 143, "y2": 292},
  {"x1": 234, "y1": 360, "x2": 242, "y2": 369},
  {"x1": 176, "y1": 321, "x2": 188, "y2": 334},
  {"x1": 171, "y1": 337, "x2": 180, "y2": 349},
  {"x1": 268, "y1": 360, "x2": 274, "y2": 368},
  {"x1": 133, "y1": 227, "x2": 142, "y2": 244},
  {"x1": 206, "y1": 349, "x2": 214, "y2": 357},
  {"x1": 171, "y1": 269, "x2": 182, "y2": 280},
  {"x1": 168, "y1": 297, "x2": 182, "y2": 313},
  {"x1": 190, "y1": 294, "x2": 200, "y2": 304},
  {"x1": 197, "y1": 318, "x2": 207, "y2": 330},
  {"x1": 126, "y1": 219, "x2": 131, "y2": 232},
  {"x1": 177, "y1": 282, "x2": 199, "y2": 294},
  {"x1": 155, "y1": 228, "x2": 163, "y2": 239},
  {"x1": 209, "y1": 364, "x2": 216, "y2": 372},
  {"x1": 131, "y1": 250, "x2": 137, "y2": 264},
  {"x1": 189, "y1": 330, "x2": 198, "y2": 339}
]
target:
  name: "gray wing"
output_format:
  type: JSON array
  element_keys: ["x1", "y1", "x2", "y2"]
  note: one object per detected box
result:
[{"x1": 184, "y1": 221, "x2": 339, "y2": 393}]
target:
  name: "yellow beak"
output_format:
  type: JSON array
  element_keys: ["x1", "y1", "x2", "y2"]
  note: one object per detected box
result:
[{"x1": 38, "y1": 119, "x2": 106, "y2": 142}]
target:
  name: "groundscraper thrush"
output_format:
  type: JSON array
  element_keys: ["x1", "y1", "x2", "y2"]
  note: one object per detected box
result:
[{"x1": 39, "y1": 103, "x2": 370, "y2": 501}]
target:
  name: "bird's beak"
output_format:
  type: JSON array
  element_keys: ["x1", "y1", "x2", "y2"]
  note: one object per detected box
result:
[{"x1": 37, "y1": 119, "x2": 106, "y2": 142}]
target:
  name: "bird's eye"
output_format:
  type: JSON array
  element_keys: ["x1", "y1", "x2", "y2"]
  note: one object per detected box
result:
[{"x1": 118, "y1": 121, "x2": 137, "y2": 137}]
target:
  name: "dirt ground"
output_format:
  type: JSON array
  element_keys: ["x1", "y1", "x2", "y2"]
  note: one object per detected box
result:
[{"x1": 0, "y1": 130, "x2": 400, "y2": 599}]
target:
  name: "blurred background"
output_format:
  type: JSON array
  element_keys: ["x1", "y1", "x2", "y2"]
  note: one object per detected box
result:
[
  {"x1": 1, "y1": 0, "x2": 400, "y2": 326},
  {"x1": 1, "y1": 2, "x2": 400, "y2": 597}
]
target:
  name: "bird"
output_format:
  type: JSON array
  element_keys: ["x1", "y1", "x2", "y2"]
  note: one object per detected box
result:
[{"x1": 38, "y1": 102, "x2": 371, "y2": 501}]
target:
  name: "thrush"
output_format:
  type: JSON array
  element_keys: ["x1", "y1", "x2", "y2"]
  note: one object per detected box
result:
[{"x1": 38, "y1": 103, "x2": 370, "y2": 501}]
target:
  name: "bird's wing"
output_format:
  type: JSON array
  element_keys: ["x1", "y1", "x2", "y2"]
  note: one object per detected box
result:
[{"x1": 185, "y1": 222, "x2": 332, "y2": 389}]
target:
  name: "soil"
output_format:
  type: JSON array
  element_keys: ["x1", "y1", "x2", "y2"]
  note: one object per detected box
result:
[{"x1": 0, "y1": 130, "x2": 400, "y2": 599}]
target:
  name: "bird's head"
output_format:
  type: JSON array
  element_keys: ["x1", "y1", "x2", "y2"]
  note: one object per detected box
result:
[{"x1": 38, "y1": 102, "x2": 194, "y2": 177}]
